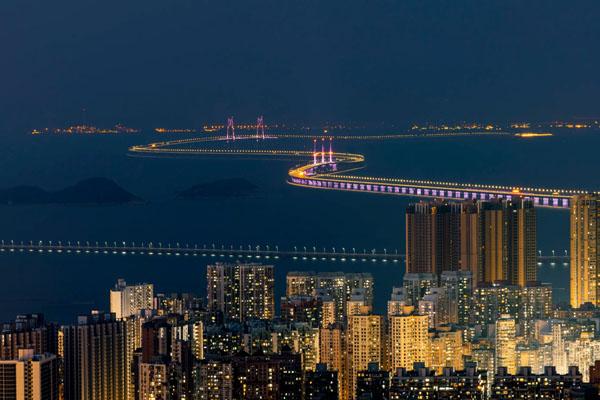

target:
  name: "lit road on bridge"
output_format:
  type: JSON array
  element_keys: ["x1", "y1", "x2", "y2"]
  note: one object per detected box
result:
[{"x1": 129, "y1": 131, "x2": 597, "y2": 209}]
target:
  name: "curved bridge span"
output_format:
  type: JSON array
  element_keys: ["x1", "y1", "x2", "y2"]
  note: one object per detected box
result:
[{"x1": 129, "y1": 133, "x2": 593, "y2": 209}]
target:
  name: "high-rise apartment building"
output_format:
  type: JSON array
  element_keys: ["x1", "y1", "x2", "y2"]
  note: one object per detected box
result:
[
  {"x1": 552, "y1": 323, "x2": 567, "y2": 375},
  {"x1": 429, "y1": 325, "x2": 465, "y2": 373},
  {"x1": 476, "y1": 200, "x2": 505, "y2": 284},
  {"x1": 570, "y1": 194, "x2": 600, "y2": 308},
  {"x1": 460, "y1": 202, "x2": 480, "y2": 278},
  {"x1": 495, "y1": 314, "x2": 517, "y2": 375},
  {"x1": 506, "y1": 199, "x2": 537, "y2": 286},
  {"x1": 154, "y1": 292, "x2": 203, "y2": 317},
  {"x1": 196, "y1": 352, "x2": 305, "y2": 400},
  {"x1": 206, "y1": 263, "x2": 274, "y2": 322},
  {"x1": 472, "y1": 283, "x2": 520, "y2": 330},
  {"x1": 285, "y1": 272, "x2": 374, "y2": 323},
  {"x1": 418, "y1": 287, "x2": 449, "y2": 328},
  {"x1": 347, "y1": 314, "x2": 384, "y2": 400},
  {"x1": 137, "y1": 315, "x2": 197, "y2": 398},
  {"x1": 346, "y1": 289, "x2": 371, "y2": 319},
  {"x1": 401, "y1": 273, "x2": 436, "y2": 306},
  {"x1": 406, "y1": 201, "x2": 461, "y2": 275},
  {"x1": 316, "y1": 275, "x2": 354, "y2": 323},
  {"x1": 471, "y1": 199, "x2": 537, "y2": 287},
  {"x1": 280, "y1": 296, "x2": 322, "y2": 327},
  {"x1": 194, "y1": 360, "x2": 233, "y2": 400},
  {"x1": 387, "y1": 287, "x2": 408, "y2": 317},
  {"x1": 0, "y1": 349, "x2": 59, "y2": 400},
  {"x1": 123, "y1": 311, "x2": 154, "y2": 400},
  {"x1": 388, "y1": 307, "x2": 430, "y2": 371},
  {"x1": 440, "y1": 271, "x2": 472, "y2": 325},
  {"x1": 516, "y1": 342, "x2": 552, "y2": 375},
  {"x1": 275, "y1": 324, "x2": 320, "y2": 372},
  {"x1": 320, "y1": 297, "x2": 337, "y2": 327},
  {"x1": 344, "y1": 274, "x2": 375, "y2": 309},
  {"x1": 0, "y1": 314, "x2": 58, "y2": 361},
  {"x1": 230, "y1": 350, "x2": 303, "y2": 400},
  {"x1": 520, "y1": 283, "x2": 552, "y2": 334},
  {"x1": 564, "y1": 331, "x2": 600, "y2": 383},
  {"x1": 109, "y1": 279, "x2": 154, "y2": 320},
  {"x1": 472, "y1": 282, "x2": 551, "y2": 336},
  {"x1": 470, "y1": 340, "x2": 495, "y2": 377},
  {"x1": 319, "y1": 324, "x2": 346, "y2": 400},
  {"x1": 355, "y1": 363, "x2": 390, "y2": 400},
  {"x1": 138, "y1": 362, "x2": 169, "y2": 400},
  {"x1": 286, "y1": 273, "x2": 317, "y2": 297},
  {"x1": 305, "y1": 363, "x2": 338, "y2": 400},
  {"x1": 62, "y1": 312, "x2": 126, "y2": 400}
]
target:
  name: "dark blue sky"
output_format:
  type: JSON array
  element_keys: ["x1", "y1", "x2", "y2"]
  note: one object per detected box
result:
[{"x1": 2, "y1": 1, "x2": 599, "y2": 129}]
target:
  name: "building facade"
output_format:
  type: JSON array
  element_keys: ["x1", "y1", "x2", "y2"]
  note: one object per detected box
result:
[
  {"x1": 207, "y1": 263, "x2": 275, "y2": 322},
  {"x1": 347, "y1": 314, "x2": 384, "y2": 400},
  {"x1": 406, "y1": 201, "x2": 461, "y2": 275},
  {"x1": 62, "y1": 312, "x2": 126, "y2": 400},
  {"x1": 109, "y1": 279, "x2": 154, "y2": 320},
  {"x1": 388, "y1": 310, "x2": 430, "y2": 371},
  {"x1": 495, "y1": 314, "x2": 517, "y2": 375},
  {"x1": 194, "y1": 360, "x2": 233, "y2": 400},
  {"x1": 570, "y1": 194, "x2": 600, "y2": 308},
  {"x1": 0, "y1": 350, "x2": 59, "y2": 400}
]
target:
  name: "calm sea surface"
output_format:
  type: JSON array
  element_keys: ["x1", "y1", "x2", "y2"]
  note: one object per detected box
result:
[{"x1": 0, "y1": 130, "x2": 597, "y2": 322}]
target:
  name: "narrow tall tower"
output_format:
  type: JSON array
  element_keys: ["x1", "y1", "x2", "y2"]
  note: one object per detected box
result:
[
  {"x1": 321, "y1": 138, "x2": 325, "y2": 164},
  {"x1": 257, "y1": 116, "x2": 265, "y2": 139},
  {"x1": 571, "y1": 194, "x2": 600, "y2": 308},
  {"x1": 226, "y1": 117, "x2": 235, "y2": 140},
  {"x1": 313, "y1": 139, "x2": 317, "y2": 165},
  {"x1": 495, "y1": 314, "x2": 517, "y2": 374},
  {"x1": 329, "y1": 138, "x2": 333, "y2": 163}
]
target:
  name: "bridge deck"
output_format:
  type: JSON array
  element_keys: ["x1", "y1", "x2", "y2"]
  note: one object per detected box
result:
[{"x1": 0, "y1": 241, "x2": 569, "y2": 265}]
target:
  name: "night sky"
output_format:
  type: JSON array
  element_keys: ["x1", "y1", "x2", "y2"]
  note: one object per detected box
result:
[{"x1": 2, "y1": 1, "x2": 600, "y2": 130}]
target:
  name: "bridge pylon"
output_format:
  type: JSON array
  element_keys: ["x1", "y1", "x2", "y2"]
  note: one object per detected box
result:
[
  {"x1": 226, "y1": 117, "x2": 235, "y2": 140},
  {"x1": 257, "y1": 116, "x2": 265, "y2": 139}
]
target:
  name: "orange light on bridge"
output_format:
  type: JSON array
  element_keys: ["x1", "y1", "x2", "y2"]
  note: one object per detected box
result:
[{"x1": 515, "y1": 132, "x2": 553, "y2": 138}]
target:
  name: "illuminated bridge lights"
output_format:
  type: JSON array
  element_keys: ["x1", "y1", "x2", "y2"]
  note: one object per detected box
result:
[
  {"x1": 8, "y1": 239, "x2": 574, "y2": 268},
  {"x1": 128, "y1": 134, "x2": 593, "y2": 209},
  {"x1": 288, "y1": 176, "x2": 571, "y2": 209}
]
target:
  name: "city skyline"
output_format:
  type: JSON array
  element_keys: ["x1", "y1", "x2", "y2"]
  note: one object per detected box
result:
[
  {"x1": 2, "y1": 247, "x2": 599, "y2": 399},
  {"x1": 3, "y1": 1, "x2": 600, "y2": 399}
]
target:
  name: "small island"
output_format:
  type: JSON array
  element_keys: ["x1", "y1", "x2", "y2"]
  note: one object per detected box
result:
[
  {"x1": 177, "y1": 178, "x2": 259, "y2": 199},
  {"x1": 0, "y1": 177, "x2": 142, "y2": 205}
]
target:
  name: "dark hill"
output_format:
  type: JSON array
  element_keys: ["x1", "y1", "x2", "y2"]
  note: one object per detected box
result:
[
  {"x1": 0, "y1": 186, "x2": 51, "y2": 204},
  {"x1": 0, "y1": 178, "x2": 141, "y2": 205},
  {"x1": 177, "y1": 178, "x2": 259, "y2": 199}
]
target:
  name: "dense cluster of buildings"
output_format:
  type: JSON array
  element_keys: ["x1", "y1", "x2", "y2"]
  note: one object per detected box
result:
[{"x1": 0, "y1": 194, "x2": 599, "y2": 399}]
